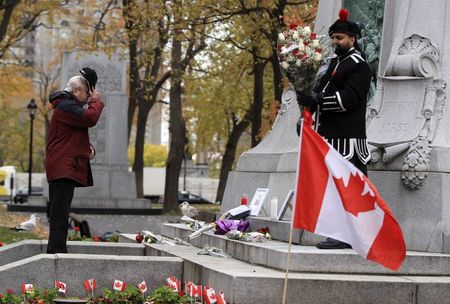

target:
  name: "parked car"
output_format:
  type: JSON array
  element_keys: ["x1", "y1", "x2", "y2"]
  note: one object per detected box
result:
[
  {"x1": 178, "y1": 190, "x2": 214, "y2": 204},
  {"x1": 13, "y1": 186, "x2": 43, "y2": 204}
]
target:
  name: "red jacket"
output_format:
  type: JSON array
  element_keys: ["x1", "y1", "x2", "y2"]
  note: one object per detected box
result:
[{"x1": 45, "y1": 91, "x2": 104, "y2": 186}]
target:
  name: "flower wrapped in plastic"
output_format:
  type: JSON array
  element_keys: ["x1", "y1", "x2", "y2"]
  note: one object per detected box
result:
[
  {"x1": 277, "y1": 24, "x2": 331, "y2": 95},
  {"x1": 225, "y1": 229, "x2": 272, "y2": 243}
]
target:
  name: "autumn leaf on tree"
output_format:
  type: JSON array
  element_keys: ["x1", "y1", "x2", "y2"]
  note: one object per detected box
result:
[{"x1": 333, "y1": 173, "x2": 376, "y2": 217}]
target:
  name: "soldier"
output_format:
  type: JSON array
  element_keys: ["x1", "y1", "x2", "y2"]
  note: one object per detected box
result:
[{"x1": 297, "y1": 9, "x2": 372, "y2": 249}]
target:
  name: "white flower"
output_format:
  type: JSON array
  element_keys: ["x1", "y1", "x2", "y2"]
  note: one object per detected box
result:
[
  {"x1": 295, "y1": 60, "x2": 302, "y2": 66},
  {"x1": 305, "y1": 46, "x2": 312, "y2": 56},
  {"x1": 281, "y1": 46, "x2": 287, "y2": 53},
  {"x1": 304, "y1": 26, "x2": 311, "y2": 35},
  {"x1": 280, "y1": 61, "x2": 289, "y2": 70},
  {"x1": 313, "y1": 52, "x2": 322, "y2": 62},
  {"x1": 312, "y1": 39, "x2": 319, "y2": 48},
  {"x1": 292, "y1": 32, "x2": 299, "y2": 40},
  {"x1": 278, "y1": 33, "x2": 285, "y2": 42},
  {"x1": 298, "y1": 41, "x2": 305, "y2": 51}
]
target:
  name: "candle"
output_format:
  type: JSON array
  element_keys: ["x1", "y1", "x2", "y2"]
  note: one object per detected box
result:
[{"x1": 270, "y1": 196, "x2": 278, "y2": 219}]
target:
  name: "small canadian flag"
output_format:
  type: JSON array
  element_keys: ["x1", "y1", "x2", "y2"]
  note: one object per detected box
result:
[
  {"x1": 194, "y1": 285, "x2": 203, "y2": 298},
  {"x1": 137, "y1": 280, "x2": 147, "y2": 293},
  {"x1": 203, "y1": 286, "x2": 217, "y2": 304},
  {"x1": 165, "y1": 276, "x2": 178, "y2": 292},
  {"x1": 21, "y1": 283, "x2": 34, "y2": 294},
  {"x1": 217, "y1": 291, "x2": 227, "y2": 304},
  {"x1": 55, "y1": 281, "x2": 67, "y2": 294},
  {"x1": 113, "y1": 279, "x2": 126, "y2": 292},
  {"x1": 83, "y1": 279, "x2": 97, "y2": 291}
]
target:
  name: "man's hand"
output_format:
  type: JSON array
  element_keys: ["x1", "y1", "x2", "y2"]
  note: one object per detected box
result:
[
  {"x1": 90, "y1": 89, "x2": 101, "y2": 100},
  {"x1": 297, "y1": 91, "x2": 324, "y2": 107},
  {"x1": 89, "y1": 145, "x2": 96, "y2": 160},
  {"x1": 297, "y1": 91, "x2": 316, "y2": 107}
]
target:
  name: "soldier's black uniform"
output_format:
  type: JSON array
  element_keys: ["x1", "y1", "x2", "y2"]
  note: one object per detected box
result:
[{"x1": 313, "y1": 47, "x2": 372, "y2": 174}]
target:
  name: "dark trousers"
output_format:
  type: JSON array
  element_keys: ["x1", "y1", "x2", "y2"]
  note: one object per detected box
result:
[
  {"x1": 349, "y1": 154, "x2": 368, "y2": 176},
  {"x1": 46, "y1": 179, "x2": 75, "y2": 254}
]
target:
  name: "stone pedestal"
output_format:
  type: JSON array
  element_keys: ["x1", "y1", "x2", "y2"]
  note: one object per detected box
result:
[
  {"x1": 59, "y1": 52, "x2": 149, "y2": 209},
  {"x1": 222, "y1": 0, "x2": 450, "y2": 254},
  {"x1": 221, "y1": 86, "x2": 300, "y2": 218}
]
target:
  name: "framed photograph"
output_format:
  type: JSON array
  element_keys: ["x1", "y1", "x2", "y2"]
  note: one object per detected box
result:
[
  {"x1": 277, "y1": 189, "x2": 295, "y2": 220},
  {"x1": 249, "y1": 188, "x2": 270, "y2": 216}
]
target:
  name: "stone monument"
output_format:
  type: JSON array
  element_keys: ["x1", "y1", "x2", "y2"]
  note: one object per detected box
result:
[
  {"x1": 59, "y1": 51, "x2": 150, "y2": 210},
  {"x1": 365, "y1": 0, "x2": 450, "y2": 253},
  {"x1": 222, "y1": 0, "x2": 450, "y2": 253}
]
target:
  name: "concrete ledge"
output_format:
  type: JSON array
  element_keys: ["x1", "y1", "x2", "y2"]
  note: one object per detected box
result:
[
  {"x1": 141, "y1": 241, "x2": 434, "y2": 304},
  {"x1": 0, "y1": 254, "x2": 183, "y2": 297},
  {"x1": 247, "y1": 216, "x2": 325, "y2": 245},
  {"x1": 0, "y1": 240, "x2": 44, "y2": 266},
  {"x1": 158, "y1": 223, "x2": 450, "y2": 276},
  {"x1": 0, "y1": 240, "x2": 146, "y2": 266}
]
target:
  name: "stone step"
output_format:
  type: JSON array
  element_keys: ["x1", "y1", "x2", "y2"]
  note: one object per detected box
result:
[
  {"x1": 0, "y1": 240, "x2": 146, "y2": 266},
  {"x1": 0, "y1": 253, "x2": 183, "y2": 297},
  {"x1": 159, "y1": 223, "x2": 450, "y2": 276},
  {"x1": 120, "y1": 233, "x2": 450, "y2": 304}
]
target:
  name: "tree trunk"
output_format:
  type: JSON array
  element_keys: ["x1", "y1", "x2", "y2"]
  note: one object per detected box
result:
[
  {"x1": 251, "y1": 51, "x2": 264, "y2": 147},
  {"x1": 0, "y1": 0, "x2": 20, "y2": 59},
  {"x1": 127, "y1": 38, "x2": 139, "y2": 143},
  {"x1": 215, "y1": 118, "x2": 251, "y2": 203},
  {"x1": 132, "y1": 100, "x2": 153, "y2": 197},
  {"x1": 271, "y1": 46, "x2": 283, "y2": 103},
  {"x1": 123, "y1": 0, "x2": 139, "y2": 143},
  {"x1": 164, "y1": 30, "x2": 185, "y2": 214}
]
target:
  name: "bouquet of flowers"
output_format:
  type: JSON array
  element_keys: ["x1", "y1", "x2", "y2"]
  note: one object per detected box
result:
[{"x1": 277, "y1": 24, "x2": 331, "y2": 95}]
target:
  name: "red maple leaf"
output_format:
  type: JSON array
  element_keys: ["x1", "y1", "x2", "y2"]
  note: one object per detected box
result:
[{"x1": 333, "y1": 173, "x2": 376, "y2": 216}]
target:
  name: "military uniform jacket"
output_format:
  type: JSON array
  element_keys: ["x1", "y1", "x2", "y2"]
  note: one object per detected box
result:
[{"x1": 313, "y1": 47, "x2": 372, "y2": 163}]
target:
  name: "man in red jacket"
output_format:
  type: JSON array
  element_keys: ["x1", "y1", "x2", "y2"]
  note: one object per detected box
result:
[{"x1": 46, "y1": 71, "x2": 104, "y2": 253}]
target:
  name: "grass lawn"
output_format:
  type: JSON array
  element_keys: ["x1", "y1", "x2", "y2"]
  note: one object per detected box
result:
[
  {"x1": 0, "y1": 226, "x2": 45, "y2": 244},
  {"x1": 0, "y1": 204, "x2": 47, "y2": 245}
]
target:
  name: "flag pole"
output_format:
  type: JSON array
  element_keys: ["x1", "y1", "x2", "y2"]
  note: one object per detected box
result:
[{"x1": 282, "y1": 113, "x2": 305, "y2": 304}]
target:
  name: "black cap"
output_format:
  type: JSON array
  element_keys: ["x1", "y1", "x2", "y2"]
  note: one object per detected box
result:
[
  {"x1": 328, "y1": 9, "x2": 360, "y2": 37},
  {"x1": 79, "y1": 67, "x2": 98, "y2": 92}
]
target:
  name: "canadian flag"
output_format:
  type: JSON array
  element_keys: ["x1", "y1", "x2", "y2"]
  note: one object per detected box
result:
[
  {"x1": 293, "y1": 111, "x2": 406, "y2": 271},
  {"x1": 21, "y1": 283, "x2": 34, "y2": 294},
  {"x1": 185, "y1": 281, "x2": 193, "y2": 297},
  {"x1": 166, "y1": 276, "x2": 177, "y2": 290},
  {"x1": 113, "y1": 279, "x2": 126, "y2": 292},
  {"x1": 165, "y1": 276, "x2": 183, "y2": 296},
  {"x1": 55, "y1": 281, "x2": 67, "y2": 294},
  {"x1": 217, "y1": 291, "x2": 227, "y2": 304},
  {"x1": 138, "y1": 280, "x2": 148, "y2": 293},
  {"x1": 83, "y1": 279, "x2": 97, "y2": 291},
  {"x1": 194, "y1": 284, "x2": 202, "y2": 298},
  {"x1": 203, "y1": 286, "x2": 217, "y2": 304}
]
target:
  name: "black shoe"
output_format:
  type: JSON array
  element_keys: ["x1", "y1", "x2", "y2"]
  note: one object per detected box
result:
[{"x1": 316, "y1": 238, "x2": 352, "y2": 249}]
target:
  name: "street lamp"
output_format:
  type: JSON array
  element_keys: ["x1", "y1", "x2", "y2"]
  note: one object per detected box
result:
[{"x1": 27, "y1": 99, "x2": 37, "y2": 196}]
